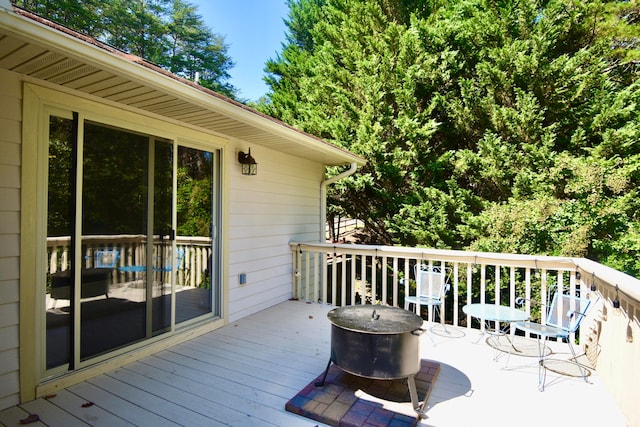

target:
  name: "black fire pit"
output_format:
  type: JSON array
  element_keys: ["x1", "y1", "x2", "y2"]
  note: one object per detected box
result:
[{"x1": 316, "y1": 304, "x2": 428, "y2": 414}]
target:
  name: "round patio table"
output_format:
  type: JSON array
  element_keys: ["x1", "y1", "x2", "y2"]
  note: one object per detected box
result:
[
  {"x1": 463, "y1": 303, "x2": 529, "y2": 360},
  {"x1": 463, "y1": 303, "x2": 529, "y2": 326}
]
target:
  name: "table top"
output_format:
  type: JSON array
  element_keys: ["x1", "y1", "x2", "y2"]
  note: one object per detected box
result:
[
  {"x1": 327, "y1": 305, "x2": 423, "y2": 334},
  {"x1": 463, "y1": 303, "x2": 529, "y2": 322}
]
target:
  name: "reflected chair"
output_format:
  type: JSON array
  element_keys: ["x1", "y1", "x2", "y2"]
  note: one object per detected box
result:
[
  {"x1": 514, "y1": 292, "x2": 592, "y2": 391},
  {"x1": 153, "y1": 247, "x2": 185, "y2": 273},
  {"x1": 404, "y1": 264, "x2": 450, "y2": 330},
  {"x1": 94, "y1": 249, "x2": 120, "y2": 297},
  {"x1": 94, "y1": 249, "x2": 120, "y2": 269}
]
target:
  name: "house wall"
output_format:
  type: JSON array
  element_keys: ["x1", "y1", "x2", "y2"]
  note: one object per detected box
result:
[
  {"x1": 0, "y1": 65, "x2": 329, "y2": 409},
  {"x1": 227, "y1": 142, "x2": 323, "y2": 322},
  {"x1": 0, "y1": 68, "x2": 22, "y2": 409}
]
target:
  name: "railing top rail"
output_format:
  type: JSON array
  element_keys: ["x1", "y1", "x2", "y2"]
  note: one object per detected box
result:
[
  {"x1": 290, "y1": 241, "x2": 640, "y2": 301},
  {"x1": 290, "y1": 241, "x2": 579, "y2": 270},
  {"x1": 577, "y1": 258, "x2": 640, "y2": 302},
  {"x1": 47, "y1": 235, "x2": 211, "y2": 245}
]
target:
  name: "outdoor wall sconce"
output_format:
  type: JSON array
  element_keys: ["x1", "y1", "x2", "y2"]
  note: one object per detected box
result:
[{"x1": 238, "y1": 148, "x2": 257, "y2": 175}]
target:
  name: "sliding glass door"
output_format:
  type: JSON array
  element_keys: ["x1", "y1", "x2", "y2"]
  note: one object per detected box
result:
[
  {"x1": 175, "y1": 146, "x2": 215, "y2": 323},
  {"x1": 79, "y1": 121, "x2": 154, "y2": 361},
  {"x1": 45, "y1": 113, "x2": 218, "y2": 372}
]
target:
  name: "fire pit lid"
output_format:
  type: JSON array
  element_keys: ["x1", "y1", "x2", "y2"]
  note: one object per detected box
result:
[{"x1": 327, "y1": 305, "x2": 422, "y2": 334}]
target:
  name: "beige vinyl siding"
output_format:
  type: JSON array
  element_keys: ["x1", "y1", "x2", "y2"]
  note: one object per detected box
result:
[
  {"x1": 0, "y1": 68, "x2": 22, "y2": 410},
  {"x1": 228, "y1": 143, "x2": 322, "y2": 322}
]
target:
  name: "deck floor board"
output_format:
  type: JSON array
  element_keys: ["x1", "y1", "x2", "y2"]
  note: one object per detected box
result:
[
  {"x1": 0, "y1": 300, "x2": 628, "y2": 426},
  {"x1": 66, "y1": 381, "x2": 177, "y2": 427},
  {"x1": 37, "y1": 389, "x2": 133, "y2": 427}
]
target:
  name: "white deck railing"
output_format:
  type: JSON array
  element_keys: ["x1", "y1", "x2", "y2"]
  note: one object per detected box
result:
[
  {"x1": 290, "y1": 241, "x2": 640, "y2": 427},
  {"x1": 290, "y1": 242, "x2": 583, "y2": 326}
]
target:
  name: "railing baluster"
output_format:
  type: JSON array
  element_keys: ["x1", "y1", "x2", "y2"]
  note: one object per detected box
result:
[
  {"x1": 541, "y1": 269, "x2": 548, "y2": 324},
  {"x1": 453, "y1": 262, "x2": 459, "y2": 327},
  {"x1": 331, "y1": 250, "x2": 337, "y2": 305},
  {"x1": 523, "y1": 268, "x2": 532, "y2": 337},
  {"x1": 495, "y1": 264, "x2": 501, "y2": 309},
  {"x1": 314, "y1": 252, "x2": 320, "y2": 303},
  {"x1": 426, "y1": 260, "x2": 434, "y2": 322},
  {"x1": 305, "y1": 251, "x2": 311, "y2": 302},
  {"x1": 480, "y1": 264, "x2": 486, "y2": 332},
  {"x1": 350, "y1": 253, "x2": 356, "y2": 305},
  {"x1": 371, "y1": 255, "x2": 377, "y2": 304},
  {"x1": 50, "y1": 246, "x2": 58, "y2": 274},
  {"x1": 359, "y1": 255, "x2": 366, "y2": 304},
  {"x1": 381, "y1": 256, "x2": 388, "y2": 306},
  {"x1": 62, "y1": 246, "x2": 68, "y2": 272},
  {"x1": 340, "y1": 254, "x2": 347, "y2": 306},
  {"x1": 404, "y1": 259, "x2": 411, "y2": 312},
  {"x1": 509, "y1": 267, "x2": 516, "y2": 307},
  {"x1": 392, "y1": 257, "x2": 398, "y2": 308}
]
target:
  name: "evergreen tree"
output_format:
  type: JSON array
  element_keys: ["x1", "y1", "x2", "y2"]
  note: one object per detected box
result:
[
  {"x1": 164, "y1": 0, "x2": 235, "y2": 96},
  {"x1": 263, "y1": 0, "x2": 640, "y2": 276},
  {"x1": 12, "y1": 0, "x2": 238, "y2": 98}
]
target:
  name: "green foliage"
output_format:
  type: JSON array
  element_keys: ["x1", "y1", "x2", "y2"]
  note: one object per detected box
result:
[
  {"x1": 263, "y1": 0, "x2": 640, "y2": 277},
  {"x1": 12, "y1": 0, "x2": 237, "y2": 98},
  {"x1": 177, "y1": 167, "x2": 212, "y2": 237},
  {"x1": 176, "y1": 148, "x2": 214, "y2": 237},
  {"x1": 47, "y1": 117, "x2": 74, "y2": 237}
]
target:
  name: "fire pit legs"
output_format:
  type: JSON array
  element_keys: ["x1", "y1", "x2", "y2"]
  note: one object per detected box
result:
[
  {"x1": 407, "y1": 374, "x2": 419, "y2": 410},
  {"x1": 315, "y1": 359, "x2": 332, "y2": 387},
  {"x1": 315, "y1": 359, "x2": 427, "y2": 416},
  {"x1": 407, "y1": 374, "x2": 430, "y2": 417}
]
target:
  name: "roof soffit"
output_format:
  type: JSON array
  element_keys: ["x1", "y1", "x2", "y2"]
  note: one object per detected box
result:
[{"x1": 0, "y1": 7, "x2": 365, "y2": 166}]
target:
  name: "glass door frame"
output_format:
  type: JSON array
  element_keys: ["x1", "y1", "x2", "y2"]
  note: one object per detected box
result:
[{"x1": 22, "y1": 83, "x2": 226, "y2": 387}]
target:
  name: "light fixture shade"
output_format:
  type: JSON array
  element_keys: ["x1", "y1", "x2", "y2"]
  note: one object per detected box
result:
[
  {"x1": 242, "y1": 162, "x2": 257, "y2": 176},
  {"x1": 238, "y1": 148, "x2": 257, "y2": 175}
]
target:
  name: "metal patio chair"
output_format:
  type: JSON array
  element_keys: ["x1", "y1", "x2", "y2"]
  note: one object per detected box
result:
[
  {"x1": 153, "y1": 247, "x2": 185, "y2": 273},
  {"x1": 94, "y1": 249, "x2": 120, "y2": 269},
  {"x1": 514, "y1": 291, "x2": 592, "y2": 391},
  {"x1": 404, "y1": 264, "x2": 450, "y2": 330}
]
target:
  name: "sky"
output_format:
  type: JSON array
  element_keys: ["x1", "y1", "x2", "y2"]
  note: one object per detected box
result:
[{"x1": 189, "y1": 1, "x2": 290, "y2": 102}]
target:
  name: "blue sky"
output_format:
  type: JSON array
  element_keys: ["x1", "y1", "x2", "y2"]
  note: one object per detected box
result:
[{"x1": 189, "y1": 1, "x2": 290, "y2": 102}]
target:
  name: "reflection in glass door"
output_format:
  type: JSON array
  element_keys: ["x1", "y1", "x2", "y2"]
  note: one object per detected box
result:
[
  {"x1": 175, "y1": 146, "x2": 215, "y2": 323},
  {"x1": 80, "y1": 122, "x2": 154, "y2": 361},
  {"x1": 44, "y1": 114, "x2": 218, "y2": 372},
  {"x1": 151, "y1": 140, "x2": 174, "y2": 335},
  {"x1": 45, "y1": 115, "x2": 74, "y2": 370},
  {"x1": 46, "y1": 117, "x2": 174, "y2": 368}
]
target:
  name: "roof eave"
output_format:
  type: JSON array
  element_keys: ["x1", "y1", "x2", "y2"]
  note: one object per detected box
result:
[{"x1": 0, "y1": 6, "x2": 365, "y2": 167}]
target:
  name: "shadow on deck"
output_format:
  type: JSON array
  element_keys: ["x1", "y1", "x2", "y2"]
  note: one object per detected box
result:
[{"x1": 0, "y1": 300, "x2": 628, "y2": 427}]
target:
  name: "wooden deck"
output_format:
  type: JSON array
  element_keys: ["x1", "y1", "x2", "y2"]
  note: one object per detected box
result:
[{"x1": 0, "y1": 300, "x2": 628, "y2": 427}]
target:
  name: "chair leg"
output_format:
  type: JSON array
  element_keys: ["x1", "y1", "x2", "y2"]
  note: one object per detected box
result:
[
  {"x1": 431, "y1": 306, "x2": 448, "y2": 334},
  {"x1": 537, "y1": 336, "x2": 548, "y2": 392},
  {"x1": 566, "y1": 340, "x2": 590, "y2": 384},
  {"x1": 537, "y1": 336, "x2": 589, "y2": 391}
]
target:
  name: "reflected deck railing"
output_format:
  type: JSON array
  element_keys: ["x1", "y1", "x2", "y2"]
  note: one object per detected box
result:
[
  {"x1": 290, "y1": 241, "x2": 640, "y2": 427},
  {"x1": 46, "y1": 234, "x2": 211, "y2": 288}
]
